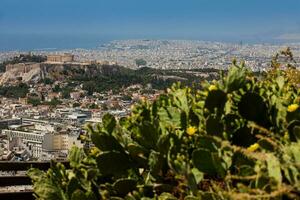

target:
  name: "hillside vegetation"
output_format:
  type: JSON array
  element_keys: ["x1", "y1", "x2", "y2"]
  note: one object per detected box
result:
[
  {"x1": 28, "y1": 50, "x2": 300, "y2": 200},
  {"x1": 71, "y1": 67, "x2": 219, "y2": 94},
  {"x1": 0, "y1": 57, "x2": 219, "y2": 97}
]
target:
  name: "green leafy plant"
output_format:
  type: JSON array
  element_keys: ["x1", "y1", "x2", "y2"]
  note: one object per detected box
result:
[{"x1": 29, "y1": 51, "x2": 300, "y2": 200}]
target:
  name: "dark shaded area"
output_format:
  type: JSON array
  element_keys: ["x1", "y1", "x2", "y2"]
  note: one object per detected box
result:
[{"x1": 0, "y1": 83, "x2": 29, "y2": 98}]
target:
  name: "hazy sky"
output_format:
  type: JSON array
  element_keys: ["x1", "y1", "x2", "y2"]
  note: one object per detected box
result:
[{"x1": 1, "y1": 0, "x2": 300, "y2": 44}]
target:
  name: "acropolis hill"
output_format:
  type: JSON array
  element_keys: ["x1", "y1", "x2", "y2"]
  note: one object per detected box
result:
[{"x1": 0, "y1": 54, "x2": 118, "y2": 84}]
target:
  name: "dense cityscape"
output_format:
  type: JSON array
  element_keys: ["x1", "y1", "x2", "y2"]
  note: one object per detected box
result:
[
  {"x1": 1, "y1": 0, "x2": 300, "y2": 199},
  {"x1": 1, "y1": 40, "x2": 300, "y2": 71},
  {"x1": 0, "y1": 40, "x2": 299, "y2": 165}
]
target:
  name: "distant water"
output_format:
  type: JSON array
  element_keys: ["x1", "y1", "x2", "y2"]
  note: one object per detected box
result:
[
  {"x1": 0, "y1": 33, "x2": 299, "y2": 52},
  {"x1": 0, "y1": 33, "x2": 114, "y2": 51}
]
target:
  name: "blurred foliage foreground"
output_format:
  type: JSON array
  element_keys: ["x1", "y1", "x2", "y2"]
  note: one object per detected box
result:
[{"x1": 28, "y1": 50, "x2": 300, "y2": 200}]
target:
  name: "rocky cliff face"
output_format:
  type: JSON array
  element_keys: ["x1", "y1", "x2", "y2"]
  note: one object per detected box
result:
[
  {"x1": 0, "y1": 64, "x2": 40, "y2": 84},
  {"x1": 0, "y1": 63, "x2": 124, "y2": 84}
]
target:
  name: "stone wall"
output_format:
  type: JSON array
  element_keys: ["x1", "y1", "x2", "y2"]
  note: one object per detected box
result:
[{"x1": 5, "y1": 63, "x2": 41, "y2": 73}]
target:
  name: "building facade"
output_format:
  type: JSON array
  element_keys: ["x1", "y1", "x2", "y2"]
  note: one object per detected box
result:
[
  {"x1": 47, "y1": 54, "x2": 74, "y2": 63},
  {"x1": 5, "y1": 63, "x2": 40, "y2": 73},
  {"x1": 2, "y1": 129, "x2": 44, "y2": 158},
  {"x1": 2, "y1": 129, "x2": 75, "y2": 158}
]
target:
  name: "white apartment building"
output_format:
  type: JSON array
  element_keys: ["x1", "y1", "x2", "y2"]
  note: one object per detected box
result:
[
  {"x1": 3, "y1": 129, "x2": 44, "y2": 158},
  {"x1": 2, "y1": 129, "x2": 80, "y2": 158}
]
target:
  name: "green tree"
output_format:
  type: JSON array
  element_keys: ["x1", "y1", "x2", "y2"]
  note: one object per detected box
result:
[
  {"x1": 73, "y1": 102, "x2": 81, "y2": 108},
  {"x1": 42, "y1": 78, "x2": 54, "y2": 85},
  {"x1": 83, "y1": 81, "x2": 96, "y2": 96},
  {"x1": 28, "y1": 98, "x2": 41, "y2": 106},
  {"x1": 89, "y1": 103, "x2": 99, "y2": 109},
  {"x1": 135, "y1": 58, "x2": 147, "y2": 67},
  {"x1": 46, "y1": 98, "x2": 62, "y2": 106}
]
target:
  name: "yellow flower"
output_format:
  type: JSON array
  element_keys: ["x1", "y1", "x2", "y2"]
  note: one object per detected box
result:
[
  {"x1": 67, "y1": 171, "x2": 76, "y2": 180},
  {"x1": 186, "y1": 126, "x2": 197, "y2": 136},
  {"x1": 247, "y1": 143, "x2": 260, "y2": 152},
  {"x1": 79, "y1": 135, "x2": 86, "y2": 140},
  {"x1": 90, "y1": 147, "x2": 100, "y2": 156},
  {"x1": 287, "y1": 104, "x2": 299, "y2": 112},
  {"x1": 130, "y1": 105, "x2": 135, "y2": 110},
  {"x1": 284, "y1": 132, "x2": 289, "y2": 140},
  {"x1": 208, "y1": 85, "x2": 218, "y2": 91}
]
